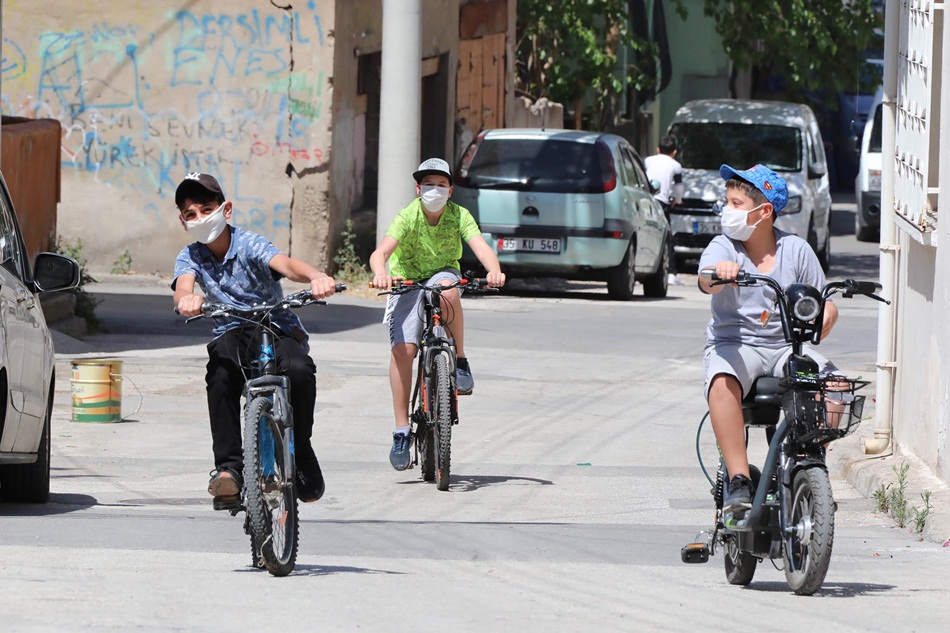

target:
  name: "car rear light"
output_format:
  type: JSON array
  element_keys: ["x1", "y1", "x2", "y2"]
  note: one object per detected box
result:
[
  {"x1": 607, "y1": 231, "x2": 625, "y2": 238},
  {"x1": 596, "y1": 140, "x2": 617, "y2": 193}
]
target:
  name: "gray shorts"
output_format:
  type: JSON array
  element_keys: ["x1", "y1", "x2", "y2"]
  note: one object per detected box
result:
[
  {"x1": 703, "y1": 342, "x2": 837, "y2": 400},
  {"x1": 384, "y1": 269, "x2": 462, "y2": 347}
]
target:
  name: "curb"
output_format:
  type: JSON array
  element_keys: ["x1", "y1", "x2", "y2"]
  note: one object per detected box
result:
[{"x1": 834, "y1": 431, "x2": 950, "y2": 546}]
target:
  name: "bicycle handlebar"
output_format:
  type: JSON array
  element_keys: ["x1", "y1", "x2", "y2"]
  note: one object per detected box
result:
[
  {"x1": 175, "y1": 283, "x2": 347, "y2": 320},
  {"x1": 372, "y1": 277, "x2": 498, "y2": 296}
]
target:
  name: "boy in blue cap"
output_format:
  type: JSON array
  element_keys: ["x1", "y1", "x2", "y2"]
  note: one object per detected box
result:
[{"x1": 697, "y1": 164, "x2": 839, "y2": 516}]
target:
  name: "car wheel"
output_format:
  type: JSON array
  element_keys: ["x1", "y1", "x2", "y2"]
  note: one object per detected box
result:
[
  {"x1": 0, "y1": 377, "x2": 53, "y2": 503},
  {"x1": 607, "y1": 239, "x2": 637, "y2": 301},
  {"x1": 856, "y1": 226, "x2": 878, "y2": 242},
  {"x1": 641, "y1": 236, "x2": 670, "y2": 298}
]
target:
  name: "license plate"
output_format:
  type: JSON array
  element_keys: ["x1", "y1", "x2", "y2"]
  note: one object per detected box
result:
[
  {"x1": 498, "y1": 237, "x2": 562, "y2": 253},
  {"x1": 693, "y1": 220, "x2": 721, "y2": 235}
]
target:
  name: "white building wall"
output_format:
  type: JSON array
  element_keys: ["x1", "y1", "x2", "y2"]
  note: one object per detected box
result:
[{"x1": 889, "y1": 0, "x2": 948, "y2": 484}]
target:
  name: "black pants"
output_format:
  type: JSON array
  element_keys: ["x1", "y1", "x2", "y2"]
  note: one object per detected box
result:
[{"x1": 205, "y1": 328, "x2": 317, "y2": 473}]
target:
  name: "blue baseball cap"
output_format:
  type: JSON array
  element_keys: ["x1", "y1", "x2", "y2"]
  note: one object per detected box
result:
[{"x1": 720, "y1": 164, "x2": 788, "y2": 214}]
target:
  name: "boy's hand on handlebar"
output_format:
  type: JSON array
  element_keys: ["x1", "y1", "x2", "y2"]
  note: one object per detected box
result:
[
  {"x1": 310, "y1": 276, "x2": 338, "y2": 299},
  {"x1": 485, "y1": 270, "x2": 506, "y2": 287},
  {"x1": 714, "y1": 261, "x2": 742, "y2": 282},
  {"x1": 372, "y1": 274, "x2": 400, "y2": 289},
  {"x1": 177, "y1": 293, "x2": 204, "y2": 317}
]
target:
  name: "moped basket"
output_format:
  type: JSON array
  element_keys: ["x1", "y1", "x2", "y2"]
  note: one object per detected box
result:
[{"x1": 783, "y1": 376, "x2": 868, "y2": 446}]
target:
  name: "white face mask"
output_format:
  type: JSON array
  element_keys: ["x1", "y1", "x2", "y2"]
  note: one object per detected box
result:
[
  {"x1": 184, "y1": 202, "x2": 228, "y2": 244},
  {"x1": 720, "y1": 203, "x2": 765, "y2": 241},
  {"x1": 420, "y1": 185, "x2": 450, "y2": 212}
]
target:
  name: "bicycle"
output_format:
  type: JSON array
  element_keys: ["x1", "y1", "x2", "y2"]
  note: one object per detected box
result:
[
  {"x1": 181, "y1": 285, "x2": 345, "y2": 576},
  {"x1": 378, "y1": 275, "x2": 497, "y2": 490},
  {"x1": 681, "y1": 271, "x2": 888, "y2": 595}
]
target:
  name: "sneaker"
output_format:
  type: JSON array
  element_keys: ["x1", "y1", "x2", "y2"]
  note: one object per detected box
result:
[
  {"x1": 296, "y1": 454, "x2": 326, "y2": 503},
  {"x1": 668, "y1": 273, "x2": 684, "y2": 286},
  {"x1": 390, "y1": 431, "x2": 413, "y2": 471},
  {"x1": 723, "y1": 474, "x2": 754, "y2": 515},
  {"x1": 456, "y1": 357, "x2": 474, "y2": 396}
]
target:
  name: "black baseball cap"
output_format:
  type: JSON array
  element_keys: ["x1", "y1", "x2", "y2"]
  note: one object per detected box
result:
[{"x1": 175, "y1": 172, "x2": 225, "y2": 208}]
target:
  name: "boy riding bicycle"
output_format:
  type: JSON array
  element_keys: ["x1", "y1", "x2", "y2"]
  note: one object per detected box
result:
[
  {"x1": 171, "y1": 172, "x2": 338, "y2": 507},
  {"x1": 697, "y1": 164, "x2": 839, "y2": 516},
  {"x1": 369, "y1": 158, "x2": 505, "y2": 471}
]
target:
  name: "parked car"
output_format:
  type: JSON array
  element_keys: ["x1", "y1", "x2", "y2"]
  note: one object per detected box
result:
[
  {"x1": 0, "y1": 171, "x2": 80, "y2": 503},
  {"x1": 666, "y1": 99, "x2": 833, "y2": 272},
  {"x1": 855, "y1": 87, "x2": 883, "y2": 242},
  {"x1": 453, "y1": 129, "x2": 671, "y2": 300}
]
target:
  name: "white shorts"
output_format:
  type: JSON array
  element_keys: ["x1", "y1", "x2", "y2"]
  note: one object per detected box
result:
[
  {"x1": 384, "y1": 269, "x2": 462, "y2": 347},
  {"x1": 703, "y1": 342, "x2": 837, "y2": 400}
]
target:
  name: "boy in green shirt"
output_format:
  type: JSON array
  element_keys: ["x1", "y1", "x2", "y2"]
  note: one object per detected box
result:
[{"x1": 370, "y1": 158, "x2": 505, "y2": 470}]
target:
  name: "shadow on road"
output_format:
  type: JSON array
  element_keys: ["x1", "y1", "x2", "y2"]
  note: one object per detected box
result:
[
  {"x1": 498, "y1": 278, "x2": 685, "y2": 303},
  {"x1": 829, "y1": 252, "x2": 879, "y2": 280},
  {"x1": 448, "y1": 474, "x2": 555, "y2": 492},
  {"x1": 65, "y1": 292, "x2": 385, "y2": 353},
  {"x1": 0, "y1": 492, "x2": 98, "y2": 514},
  {"x1": 744, "y1": 581, "x2": 896, "y2": 597},
  {"x1": 252, "y1": 564, "x2": 405, "y2": 577}
]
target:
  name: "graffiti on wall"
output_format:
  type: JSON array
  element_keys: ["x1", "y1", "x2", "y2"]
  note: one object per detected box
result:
[{"x1": 2, "y1": 2, "x2": 329, "y2": 242}]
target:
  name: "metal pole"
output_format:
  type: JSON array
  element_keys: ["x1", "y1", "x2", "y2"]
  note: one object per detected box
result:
[
  {"x1": 865, "y1": 0, "x2": 899, "y2": 454},
  {"x1": 375, "y1": 0, "x2": 421, "y2": 244}
]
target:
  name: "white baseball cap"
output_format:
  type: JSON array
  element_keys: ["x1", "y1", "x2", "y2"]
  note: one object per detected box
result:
[{"x1": 413, "y1": 158, "x2": 452, "y2": 184}]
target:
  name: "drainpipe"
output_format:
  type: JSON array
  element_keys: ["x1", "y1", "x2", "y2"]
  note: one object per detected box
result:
[
  {"x1": 376, "y1": 0, "x2": 421, "y2": 243},
  {"x1": 865, "y1": 0, "x2": 899, "y2": 455}
]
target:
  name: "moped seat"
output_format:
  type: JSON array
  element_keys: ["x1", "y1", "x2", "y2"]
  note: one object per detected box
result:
[{"x1": 742, "y1": 376, "x2": 786, "y2": 427}]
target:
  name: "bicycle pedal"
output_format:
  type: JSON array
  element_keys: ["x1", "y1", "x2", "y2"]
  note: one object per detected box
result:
[
  {"x1": 213, "y1": 494, "x2": 242, "y2": 511},
  {"x1": 681, "y1": 542, "x2": 710, "y2": 564}
]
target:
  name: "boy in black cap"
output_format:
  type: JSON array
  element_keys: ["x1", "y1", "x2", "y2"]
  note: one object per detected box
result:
[
  {"x1": 172, "y1": 172, "x2": 339, "y2": 507},
  {"x1": 369, "y1": 158, "x2": 505, "y2": 471},
  {"x1": 698, "y1": 164, "x2": 838, "y2": 518}
]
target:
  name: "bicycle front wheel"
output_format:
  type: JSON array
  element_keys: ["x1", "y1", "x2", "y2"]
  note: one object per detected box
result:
[
  {"x1": 433, "y1": 354, "x2": 454, "y2": 491},
  {"x1": 243, "y1": 396, "x2": 298, "y2": 576}
]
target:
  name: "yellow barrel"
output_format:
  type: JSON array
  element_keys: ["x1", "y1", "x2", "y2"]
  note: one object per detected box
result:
[{"x1": 71, "y1": 359, "x2": 123, "y2": 423}]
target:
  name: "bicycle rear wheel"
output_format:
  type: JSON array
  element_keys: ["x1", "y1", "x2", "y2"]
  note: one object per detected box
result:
[
  {"x1": 243, "y1": 396, "x2": 298, "y2": 576},
  {"x1": 433, "y1": 354, "x2": 453, "y2": 491}
]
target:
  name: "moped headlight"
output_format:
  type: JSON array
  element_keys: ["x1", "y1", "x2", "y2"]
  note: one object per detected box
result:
[{"x1": 786, "y1": 283, "x2": 822, "y2": 322}]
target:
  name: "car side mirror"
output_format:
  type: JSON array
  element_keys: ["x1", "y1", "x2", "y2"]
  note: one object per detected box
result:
[
  {"x1": 33, "y1": 252, "x2": 81, "y2": 293},
  {"x1": 808, "y1": 163, "x2": 826, "y2": 180},
  {"x1": 649, "y1": 179, "x2": 661, "y2": 194}
]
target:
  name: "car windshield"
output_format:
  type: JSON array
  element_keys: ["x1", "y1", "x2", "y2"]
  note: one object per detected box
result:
[
  {"x1": 456, "y1": 137, "x2": 607, "y2": 193},
  {"x1": 869, "y1": 103, "x2": 882, "y2": 153},
  {"x1": 669, "y1": 122, "x2": 802, "y2": 172}
]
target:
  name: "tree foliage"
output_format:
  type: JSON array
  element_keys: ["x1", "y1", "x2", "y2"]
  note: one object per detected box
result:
[
  {"x1": 701, "y1": 0, "x2": 882, "y2": 101},
  {"x1": 516, "y1": 0, "x2": 655, "y2": 130}
]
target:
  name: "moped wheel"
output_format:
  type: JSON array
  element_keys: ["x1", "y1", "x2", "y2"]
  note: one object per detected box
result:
[
  {"x1": 723, "y1": 535, "x2": 757, "y2": 585},
  {"x1": 243, "y1": 396, "x2": 298, "y2": 576},
  {"x1": 783, "y1": 467, "x2": 834, "y2": 595},
  {"x1": 433, "y1": 354, "x2": 453, "y2": 491}
]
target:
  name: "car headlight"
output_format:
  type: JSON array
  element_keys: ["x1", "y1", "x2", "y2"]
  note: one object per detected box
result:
[
  {"x1": 868, "y1": 169, "x2": 882, "y2": 192},
  {"x1": 782, "y1": 196, "x2": 802, "y2": 215},
  {"x1": 786, "y1": 283, "x2": 822, "y2": 322}
]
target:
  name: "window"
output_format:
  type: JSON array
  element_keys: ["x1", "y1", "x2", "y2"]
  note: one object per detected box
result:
[
  {"x1": 0, "y1": 192, "x2": 27, "y2": 280},
  {"x1": 669, "y1": 122, "x2": 802, "y2": 172}
]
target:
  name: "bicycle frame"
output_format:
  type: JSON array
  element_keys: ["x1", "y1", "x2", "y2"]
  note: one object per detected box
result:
[{"x1": 410, "y1": 288, "x2": 458, "y2": 424}]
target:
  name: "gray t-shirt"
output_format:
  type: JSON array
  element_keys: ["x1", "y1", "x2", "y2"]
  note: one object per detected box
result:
[{"x1": 699, "y1": 228, "x2": 828, "y2": 350}]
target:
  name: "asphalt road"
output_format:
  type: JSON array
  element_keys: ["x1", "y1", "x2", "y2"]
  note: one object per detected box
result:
[{"x1": 2, "y1": 197, "x2": 948, "y2": 632}]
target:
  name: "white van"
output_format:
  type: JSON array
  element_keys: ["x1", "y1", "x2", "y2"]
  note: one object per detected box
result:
[
  {"x1": 666, "y1": 99, "x2": 833, "y2": 271},
  {"x1": 854, "y1": 87, "x2": 883, "y2": 242}
]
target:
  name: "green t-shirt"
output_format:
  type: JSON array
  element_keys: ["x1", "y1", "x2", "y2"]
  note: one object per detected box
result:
[{"x1": 386, "y1": 198, "x2": 481, "y2": 280}]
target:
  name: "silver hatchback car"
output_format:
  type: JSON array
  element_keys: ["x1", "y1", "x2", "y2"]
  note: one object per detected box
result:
[
  {"x1": 0, "y1": 172, "x2": 80, "y2": 503},
  {"x1": 453, "y1": 129, "x2": 670, "y2": 300}
]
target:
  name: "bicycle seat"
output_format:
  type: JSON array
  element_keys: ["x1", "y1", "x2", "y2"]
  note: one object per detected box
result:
[{"x1": 742, "y1": 376, "x2": 786, "y2": 427}]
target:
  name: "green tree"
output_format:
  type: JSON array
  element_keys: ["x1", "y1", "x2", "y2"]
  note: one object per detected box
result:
[
  {"x1": 700, "y1": 0, "x2": 882, "y2": 101},
  {"x1": 517, "y1": 0, "x2": 654, "y2": 130}
]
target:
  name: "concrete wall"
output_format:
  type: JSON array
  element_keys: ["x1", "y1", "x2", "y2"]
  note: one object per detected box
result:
[
  {"x1": 1, "y1": 1, "x2": 334, "y2": 274},
  {"x1": 331, "y1": 0, "x2": 459, "y2": 225}
]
